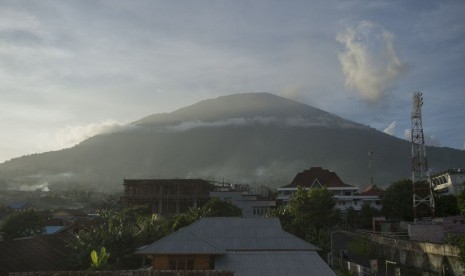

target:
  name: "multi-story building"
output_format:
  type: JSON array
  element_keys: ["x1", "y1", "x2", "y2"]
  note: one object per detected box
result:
[
  {"x1": 122, "y1": 179, "x2": 214, "y2": 216},
  {"x1": 277, "y1": 167, "x2": 382, "y2": 211},
  {"x1": 432, "y1": 169, "x2": 465, "y2": 195}
]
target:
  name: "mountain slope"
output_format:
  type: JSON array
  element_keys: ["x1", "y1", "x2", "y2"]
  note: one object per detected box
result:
[{"x1": 0, "y1": 92, "x2": 464, "y2": 192}]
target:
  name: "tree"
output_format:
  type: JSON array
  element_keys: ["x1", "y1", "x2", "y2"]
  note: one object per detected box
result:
[
  {"x1": 346, "y1": 204, "x2": 380, "y2": 229},
  {"x1": 0, "y1": 209, "x2": 45, "y2": 240},
  {"x1": 171, "y1": 198, "x2": 242, "y2": 231},
  {"x1": 67, "y1": 206, "x2": 169, "y2": 270},
  {"x1": 359, "y1": 203, "x2": 381, "y2": 229},
  {"x1": 171, "y1": 208, "x2": 202, "y2": 231},
  {"x1": 435, "y1": 194, "x2": 459, "y2": 217},
  {"x1": 382, "y1": 179, "x2": 413, "y2": 221},
  {"x1": 457, "y1": 184, "x2": 465, "y2": 216},
  {"x1": 270, "y1": 187, "x2": 339, "y2": 250},
  {"x1": 201, "y1": 197, "x2": 242, "y2": 217}
]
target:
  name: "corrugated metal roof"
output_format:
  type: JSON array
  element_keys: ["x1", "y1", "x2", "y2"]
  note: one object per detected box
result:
[
  {"x1": 215, "y1": 251, "x2": 336, "y2": 276},
  {"x1": 137, "y1": 217, "x2": 319, "y2": 254},
  {"x1": 189, "y1": 217, "x2": 318, "y2": 251},
  {"x1": 136, "y1": 225, "x2": 225, "y2": 255},
  {"x1": 0, "y1": 233, "x2": 71, "y2": 273}
]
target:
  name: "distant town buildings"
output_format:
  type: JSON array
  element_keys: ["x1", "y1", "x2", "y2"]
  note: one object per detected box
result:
[
  {"x1": 277, "y1": 167, "x2": 383, "y2": 211},
  {"x1": 210, "y1": 183, "x2": 275, "y2": 217},
  {"x1": 136, "y1": 217, "x2": 335, "y2": 276},
  {"x1": 122, "y1": 179, "x2": 214, "y2": 216},
  {"x1": 432, "y1": 168, "x2": 465, "y2": 195}
]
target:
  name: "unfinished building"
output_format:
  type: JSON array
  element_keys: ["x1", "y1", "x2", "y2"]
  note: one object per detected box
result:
[{"x1": 122, "y1": 179, "x2": 214, "y2": 216}]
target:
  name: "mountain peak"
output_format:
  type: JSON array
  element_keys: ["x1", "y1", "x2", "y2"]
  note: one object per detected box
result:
[{"x1": 133, "y1": 92, "x2": 362, "y2": 129}]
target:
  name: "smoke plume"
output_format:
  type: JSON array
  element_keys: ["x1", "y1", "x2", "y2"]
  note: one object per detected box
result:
[{"x1": 336, "y1": 21, "x2": 406, "y2": 103}]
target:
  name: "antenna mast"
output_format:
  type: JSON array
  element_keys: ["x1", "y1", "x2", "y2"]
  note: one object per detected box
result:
[{"x1": 411, "y1": 91, "x2": 435, "y2": 220}]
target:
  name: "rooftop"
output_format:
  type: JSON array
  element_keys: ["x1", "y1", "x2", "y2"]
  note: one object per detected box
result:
[
  {"x1": 282, "y1": 167, "x2": 355, "y2": 189},
  {"x1": 137, "y1": 217, "x2": 318, "y2": 255}
]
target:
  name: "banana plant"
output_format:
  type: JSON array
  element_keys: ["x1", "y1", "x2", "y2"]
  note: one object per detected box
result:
[{"x1": 89, "y1": 246, "x2": 110, "y2": 270}]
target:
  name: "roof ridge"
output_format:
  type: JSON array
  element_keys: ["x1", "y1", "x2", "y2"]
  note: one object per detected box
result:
[{"x1": 188, "y1": 227, "x2": 225, "y2": 252}]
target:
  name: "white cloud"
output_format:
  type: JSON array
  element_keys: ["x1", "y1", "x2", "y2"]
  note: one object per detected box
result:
[
  {"x1": 403, "y1": 129, "x2": 440, "y2": 147},
  {"x1": 383, "y1": 121, "x2": 396, "y2": 135},
  {"x1": 37, "y1": 120, "x2": 122, "y2": 152},
  {"x1": 336, "y1": 21, "x2": 407, "y2": 103},
  {"x1": 165, "y1": 116, "x2": 361, "y2": 132}
]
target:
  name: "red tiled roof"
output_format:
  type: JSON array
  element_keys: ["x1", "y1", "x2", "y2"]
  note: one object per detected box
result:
[
  {"x1": 282, "y1": 167, "x2": 355, "y2": 188},
  {"x1": 361, "y1": 184, "x2": 384, "y2": 196}
]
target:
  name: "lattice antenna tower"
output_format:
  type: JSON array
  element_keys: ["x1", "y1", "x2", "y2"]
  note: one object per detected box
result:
[{"x1": 411, "y1": 91, "x2": 435, "y2": 220}]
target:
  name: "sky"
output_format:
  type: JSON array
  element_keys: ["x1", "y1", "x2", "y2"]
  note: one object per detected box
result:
[{"x1": 0, "y1": 0, "x2": 464, "y2": 163}]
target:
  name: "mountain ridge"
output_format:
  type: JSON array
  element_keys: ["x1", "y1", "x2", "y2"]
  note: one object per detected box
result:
[{"x1": 0, "y1": 92, "x2": 463, "y2": 192}]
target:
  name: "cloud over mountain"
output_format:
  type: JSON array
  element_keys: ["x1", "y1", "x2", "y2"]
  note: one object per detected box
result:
[
  {"x1": 383, "y1": 121, "x2": 396, "y2": 136},
  {"x1": 1, "y1": 92, "x2": 463, "y2": 192},
  {"x1": 337, "y1": 21, "x2": 407, "y2": 104}
]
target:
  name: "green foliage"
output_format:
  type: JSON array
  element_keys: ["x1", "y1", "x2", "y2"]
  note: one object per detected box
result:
[
  {"x1": 456, "y1": 236, "x2": 465, "y2": 269},
  {"x1": 269, "y1": 187, "x2": 339, "y2": 251},
  {"x1": 171, "y1": 208, "x2": 202, "y2": 231},
  {"x1": 435, "y1": 194, "x2": 460, "y2": 217},
  {"x1": 347, "y1": 204, "x2": 381, "y2": 229},
  {"x1": 89, "y1": 247, "x2": 110, "y2": 271},
  {"x1": 201, "y1": 197, "x2": 242, "y2": 217},
  {"x1": 67, "y1": 206, "x2": 169, "y2": 269},
  {"x1": 0, "y1": 208, "x2": 45, "y2": 240},
  {"x1": 171, "y1": 198, "x2": 242, "y2": 231},
  {"x1": 287, "y1": 187, "x2": 338, "y2": 234},
  {"x1": 457, "y1": 186, "x2": 465, "y2": 216},
  {"x1": 347, "y1": 237, "x2": 372, "y2": 258},
  {"x1": 382, "y1": 179, "x2": 414, "y2": 221}
]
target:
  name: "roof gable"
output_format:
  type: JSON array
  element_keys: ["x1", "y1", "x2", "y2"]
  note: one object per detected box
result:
[
  {"x1": 361, "y1": 184, "x2": 384, "y2": 196},
  {"x1": 282, "y1": 167, "x2": 355, "y2": 189}
]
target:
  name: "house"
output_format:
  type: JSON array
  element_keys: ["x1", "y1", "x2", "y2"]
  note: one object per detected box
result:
[
  {"x1": 136, "y1": 217, "x2": 335, "y2": 276},
  {"x1": 432, "y1": 168, "x2": 465, "y2": 195},
  {"x1": 359, "y1": 184, "x2": 384, "y2": 210},
  {"x1": 277, "y1": 167, "x2": 382, "y2": 211},
  {"x1": 122, "y1": 179, "x2": 215, "y2": 216},
  {"x1": 0, "y1": 233, "x2": 72, "y2": 274}
]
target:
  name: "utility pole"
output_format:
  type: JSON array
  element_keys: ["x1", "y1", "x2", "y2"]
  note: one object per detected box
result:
[{"x1": 368, "y1": 150, "x2": 374, "y2": 186}]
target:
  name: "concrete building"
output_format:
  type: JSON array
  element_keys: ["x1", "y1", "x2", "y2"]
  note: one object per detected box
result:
[
  {"x1": 210, "y1": 184, "x2": 276, "y2": 217},
  {"x1": 432, "y1": 168, "x2": 465, "y2": 195},
  {"x1": 136, "y1": 217, "x2": 335, "y2": 276},
  {"x1": 277, "y1": 167, "x2": 382, "y2": 211},
  {"x1": 122, "y1": 179, "x2": 214, "y2": 216}
]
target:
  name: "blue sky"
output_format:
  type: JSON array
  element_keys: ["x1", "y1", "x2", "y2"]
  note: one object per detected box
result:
[{"x1": 0, "y1": 0, "x2": 464, "y2": 162}]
